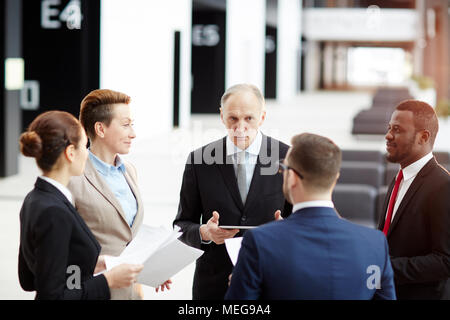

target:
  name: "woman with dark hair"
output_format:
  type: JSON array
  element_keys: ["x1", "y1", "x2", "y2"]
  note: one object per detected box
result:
[{"x1": 18, "y1": 110, "x2": 143, "y2": 300}]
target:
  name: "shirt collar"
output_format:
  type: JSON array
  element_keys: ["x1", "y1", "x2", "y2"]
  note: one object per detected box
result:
[
  {"x1": 88, "y1": 150, "x2": 125, "y2": 175},
  {"x1": 292, "y1": 200, "x2": 335, "y2": 213},
  {"x1": 401, "y1": 152, "x2": 433, "y2": 181},
  {"x1": 226, "y1": 130, "x2": 262, "y2": 157},
  {"x1": 40, "y1": 176, "x2": 73, "y2": 205}
]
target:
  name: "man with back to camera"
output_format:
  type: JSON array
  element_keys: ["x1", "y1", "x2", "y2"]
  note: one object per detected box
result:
[
  {"x1": 173, "y1": 84, "x2": 291, "y2": 299},
  {"x1": 225, "y1": 133, "x2": 396, "y2": 300},
  {"x1": 379, "y1": 99, "x2": 450, "y2": 299}
]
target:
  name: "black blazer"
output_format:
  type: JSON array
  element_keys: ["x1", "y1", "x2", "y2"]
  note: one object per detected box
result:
[
  {"x1": 173, "y1": 134, "x2": 291, "y2": 299},
  {"x1": 377, "y1": 158, "x2": 450, "y2": 299},
  {"x1": 18, "y1": 177, "x2": 110, "y2": 300}
]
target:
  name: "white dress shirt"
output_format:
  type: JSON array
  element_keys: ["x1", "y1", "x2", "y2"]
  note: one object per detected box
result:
[
  {"x1": 388, "y1": 152, "x2": 433, "y2": 222},
  {"x1": 226, "y1": 130, "x2": 263, "y2": 193},
  {"x1": 292, "y1": 200, "x2": 335, "y2": 214},
  {"x1": 40, "y1": 176, "x2": 74, "y2": 205}
]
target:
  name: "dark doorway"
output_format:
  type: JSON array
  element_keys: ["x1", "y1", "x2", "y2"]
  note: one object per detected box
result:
[
  {"x1": 21, "y1": 0, "x2": 100, "y2": 130},
  {"x1": 265, "y1": 25, "x2": 277, "y2": 99},
  {"x1": 173, "y1": 31, "x2": 181, "y2": 127},
  {"x1": 191, "y1": 5, "x2": 226, "y2": 113}
]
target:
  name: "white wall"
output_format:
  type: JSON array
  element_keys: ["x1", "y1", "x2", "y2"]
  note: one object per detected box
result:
[
  {"x1": 277, "y1": 0, "x2": 302, "y2": 101},
  {"x1": 303, "y1": 8, "x2": 418, "y2": 42},
  {"x1": 323, "y1": 43, "x2": 334, "y2": 88},
  {"x1": 304, "y1": 40, "x2": 320, "y2": 91},
  {"x1": 226, "y1": 0, "x2": 266, "y2": 92},
  {"x1": 100, "y1": 0, "x2": 192, "y2": 139}
]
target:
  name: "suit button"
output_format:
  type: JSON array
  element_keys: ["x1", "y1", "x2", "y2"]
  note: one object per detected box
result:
[{"x1": 241, "y1": 216, "x2": 247, "y2": 222}]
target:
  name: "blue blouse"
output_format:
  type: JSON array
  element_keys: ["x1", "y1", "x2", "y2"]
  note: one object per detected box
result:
[{"x1": 89, "y1": 151, "x2": 137, "y2": 227}]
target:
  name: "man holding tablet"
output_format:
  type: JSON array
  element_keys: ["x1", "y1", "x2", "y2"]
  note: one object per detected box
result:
[{"x1": 173, "y1": 84, "x2": 291, "y2": 299}]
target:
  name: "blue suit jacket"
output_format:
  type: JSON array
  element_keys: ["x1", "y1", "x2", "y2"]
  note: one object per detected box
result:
[{"x1": 225, "y1": 207, "x2": 396, "y2": 300}]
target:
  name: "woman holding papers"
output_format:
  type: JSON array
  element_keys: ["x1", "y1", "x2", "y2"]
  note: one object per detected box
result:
[
  {"x1": 68, "y1": 89, "x2": 170, "y2": 299},
  {"x1": 18, "y1": 111, "x2": 143, "y2": 300}
]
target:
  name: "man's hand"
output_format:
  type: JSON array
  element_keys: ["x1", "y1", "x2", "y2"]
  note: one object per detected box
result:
[
  {"x1": 200, "y1": 211, "x2": 239, "y2": 244},
  {"x1": 274, "y1": 210, "x2": 283, "y2": 221}
]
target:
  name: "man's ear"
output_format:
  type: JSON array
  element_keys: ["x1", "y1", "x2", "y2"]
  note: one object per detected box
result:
[
  {"x1": 418, "y1": 129, "x2": 431, "y2": 145},
  {"x1": 331, "y1": 172, "x2": 340, "y2": 189},
  {"x1": 258, "y1": 110, "x2": 266, "y2": 127},
  {"x1": 288, "y1": 169, "x2": 299, "y2": 189}
]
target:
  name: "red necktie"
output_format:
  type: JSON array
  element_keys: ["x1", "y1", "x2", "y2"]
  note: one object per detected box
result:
[{"x1": 383, "y1": 170, "x2": 403, "y2": 236}]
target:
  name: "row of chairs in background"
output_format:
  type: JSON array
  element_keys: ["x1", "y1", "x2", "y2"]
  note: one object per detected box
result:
[
  {"x1": 332, "y1": 150, "x2": 450, "y2": 229},
  {"x1": 352, "y1": 87, "x2": 413, "y2": 135}
]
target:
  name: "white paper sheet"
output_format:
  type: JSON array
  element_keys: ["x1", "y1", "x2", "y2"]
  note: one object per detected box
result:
[
  {"x1": 104, "y1": 225, "x2": 203, "y2": 287},
  {"x1": 137, "y1": 239, "x2": 203, "y2": 287},
  {"x1": 224, "y1": 237, "x2": 243, "y2": 266}
]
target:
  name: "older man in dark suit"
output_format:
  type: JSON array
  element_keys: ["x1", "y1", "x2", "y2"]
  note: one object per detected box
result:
[
  {"x1": 379, "y1": 99, "x2": 450, "y2": 299},
  {"x1": 173, "y1": 84, "x2": 291, "y2": 300}
]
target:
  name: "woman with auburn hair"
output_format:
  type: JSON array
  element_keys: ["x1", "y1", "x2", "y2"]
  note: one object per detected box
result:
[
  {"x1": 68, "y1": 89, "x2": 170, "y2": 299},
  {"x1": 18, "y1": 110, "x2": 143, "y2": 300}
]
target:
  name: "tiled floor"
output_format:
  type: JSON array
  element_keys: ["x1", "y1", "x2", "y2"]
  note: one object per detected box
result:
[{"x1": 1, "y1": 91, "x2": 448, "y2": 299}]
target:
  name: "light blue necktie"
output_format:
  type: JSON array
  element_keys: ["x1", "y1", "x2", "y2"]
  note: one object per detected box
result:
[{"x1": 236, "y1": 151, "x2": 247, "y2": 204}]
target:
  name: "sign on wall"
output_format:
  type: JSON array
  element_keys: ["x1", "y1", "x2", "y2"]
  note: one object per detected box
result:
[{"x1": 41, "y1": 0, "x2": 83, "y2": 30}]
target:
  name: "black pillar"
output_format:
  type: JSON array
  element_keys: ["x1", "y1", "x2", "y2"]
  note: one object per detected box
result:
[
  {"x1": 1, "y1": 0, "x2": 100, "y2": 178},
  {"x1": 191, "y1": 9, "x2": 226, "y2": 113},
  {"x1": 173, "y1": 31, "x2": 181, "y2": 127},
  {"x1": 264, "y1": 25, "x2": 277, "y2": 99},
  {"x1": 21, "y1": 0, "x2": 101, "y2": 130},
  {"x1": 1, "y1": 0, "x2": 23, "y2": 177}
]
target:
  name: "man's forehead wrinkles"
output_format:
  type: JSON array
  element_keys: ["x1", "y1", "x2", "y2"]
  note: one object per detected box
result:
[{"x1": 225, "y1": 109, "x2": 258, "y2": 116}]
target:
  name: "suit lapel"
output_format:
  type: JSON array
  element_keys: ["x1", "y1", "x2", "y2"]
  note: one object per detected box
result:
[
  {"x1": 83, "y1": 158, "x2": 130, "y2": 228},
  {"x1": 65, "y1": 199, "x2": 102, "y2": 252},
  {"x1": 244, "y1": 161, "x2": 262, "y2": 211},
  {"x1": 217, "y1": 134, "x2": 276, "y2": 212},
  {"x1": 378, "y1": 178, "x2": 395, "y2": 230},
  {"x1": 386, "y1": 158, "x2": 435, "y2": 237},
  {"x1": 122, "y1": 165, "x2": 143, "y2": 236},
  {"x1": 217, "y1": 137, "x2": 245, "y2": 211},
  {"x1": 243, "y1": 134, "x2": 269, "y2": 211},
  {"x1": 36, "y1": 178, "x2": 101, "y2": 252}
]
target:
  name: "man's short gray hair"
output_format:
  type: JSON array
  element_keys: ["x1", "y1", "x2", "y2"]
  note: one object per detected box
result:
[{"x1": 220, "y1": 83, "x2": 265, "y2": 110}]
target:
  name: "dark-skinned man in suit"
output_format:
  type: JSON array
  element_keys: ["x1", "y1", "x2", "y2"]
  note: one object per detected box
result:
[{"x1": 379, "y1": 99, "x2": 450, "y2": 299}]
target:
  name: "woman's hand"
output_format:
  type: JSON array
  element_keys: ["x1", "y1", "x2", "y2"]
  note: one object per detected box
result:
[
  {"x1": 94, "y1": 255, "x2": 106, "y2": 274},
  {"x1": 104, "y1": 263, "x2": 144, "y2": 289},
  {"x1": 155, "y1": 279, "x2": 172, "y2": 293}
]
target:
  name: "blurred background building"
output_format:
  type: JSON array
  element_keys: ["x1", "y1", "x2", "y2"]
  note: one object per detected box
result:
[{"x1": 2, "y1": 0, "x2": 449, "y2": 177}]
